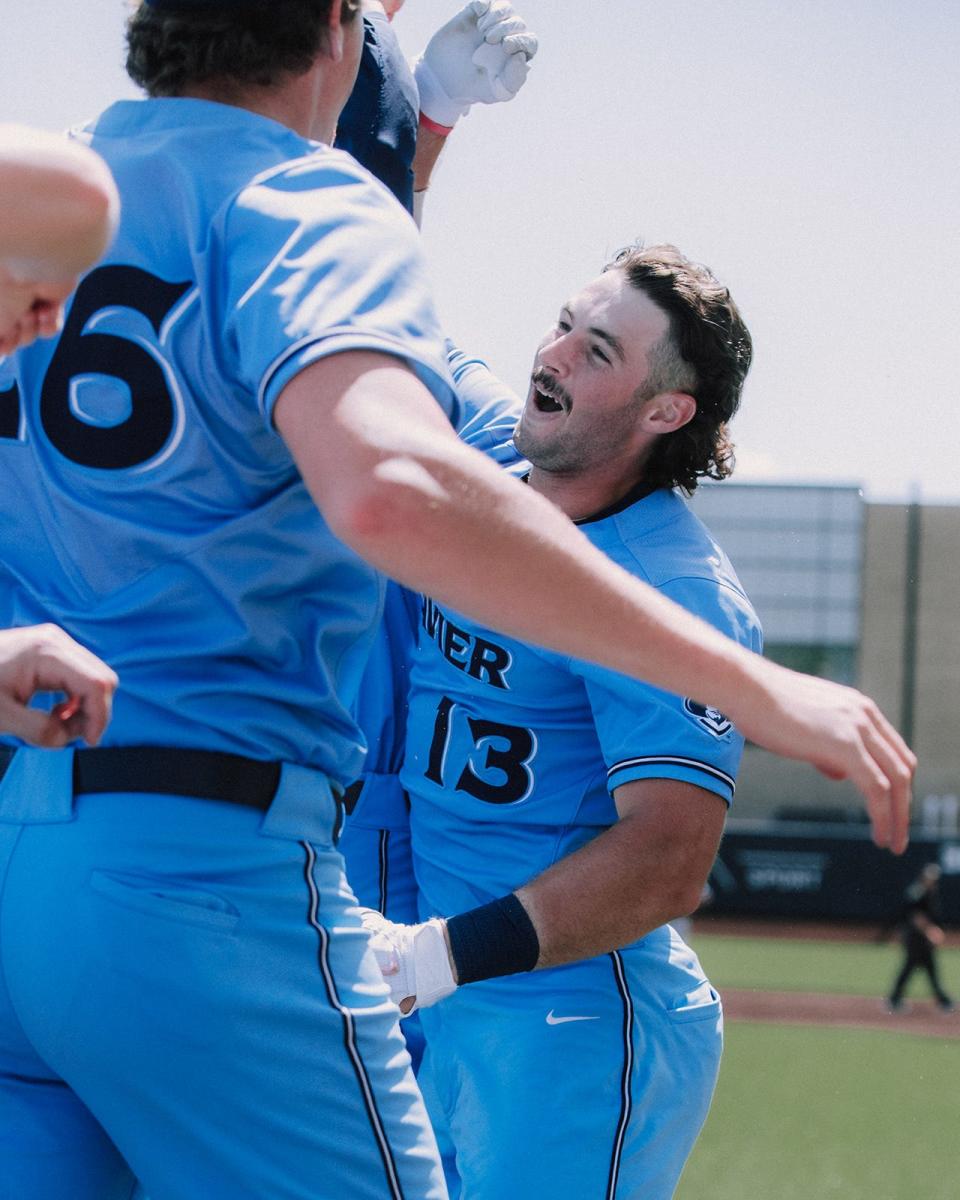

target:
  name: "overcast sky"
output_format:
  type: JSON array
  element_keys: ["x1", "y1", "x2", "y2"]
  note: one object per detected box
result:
[{"x1": 6, "y1": 1, "x2": 959, "y2": 503}]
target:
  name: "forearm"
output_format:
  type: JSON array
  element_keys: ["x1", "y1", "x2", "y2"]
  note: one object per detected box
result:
[
  {"x1": 412, "y1": 122, "x2": 449, "y2": 193},
  {"x1": 515, "y1": 831, "x2": 697, "y2": 969},
  {"x1": 515, "y1": 795, "x2": 724, "y2": 968}
]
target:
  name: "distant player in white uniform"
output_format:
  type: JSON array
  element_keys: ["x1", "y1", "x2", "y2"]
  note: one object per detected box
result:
[
  {"x1": 0, "y1": 0, "x2": 914, "y2": 1196},
  {"x1": 363, "y1": 246, "x2": 760, "y2": 1198}
]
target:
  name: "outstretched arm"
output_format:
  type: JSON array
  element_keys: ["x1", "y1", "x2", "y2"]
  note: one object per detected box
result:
[
  {"x1": 0, "y1": 625, "x2": 118, "y2": 747},
  {"x1": 276, "y1": 351, "x2": 914, "y2": 851}
]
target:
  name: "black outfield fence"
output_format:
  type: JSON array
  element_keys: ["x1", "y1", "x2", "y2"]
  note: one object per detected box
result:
[{"x1": 710, "y1": 820, "x2": 960, "y2": 925}]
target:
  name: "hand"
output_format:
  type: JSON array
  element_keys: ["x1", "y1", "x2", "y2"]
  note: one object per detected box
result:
[
  {"x1": 726, "y1": 660, "x2": 915, "y2": 855},
  {"x1": 359, "y1": 907, "x2": 457, "y2": 1014},
  {"x1": 0, "y1": 264, "x2": 75, "y2": 356},
  {"x1": 361, "y1": 0, "x2": 405, "y2": 18},
  {"x1": 414, "y1": 0, "x2": 538, "y2": 129},
  {"x1": 0, "y1": 624, "x2": 118, "y2": 747}
]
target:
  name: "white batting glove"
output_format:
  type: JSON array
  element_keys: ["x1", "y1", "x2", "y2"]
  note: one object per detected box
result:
[
  {"x1": 414, "y1": 0, "x2": 539, "y2": 129},
  {"x1": 359, "y1": 908, "x2": 457, "y2": 1014}
]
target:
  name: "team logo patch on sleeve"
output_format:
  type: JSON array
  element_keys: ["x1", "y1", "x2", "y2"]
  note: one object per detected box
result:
[{"x1": 683, "y1": 699, "x2": 733, "y2": 738}]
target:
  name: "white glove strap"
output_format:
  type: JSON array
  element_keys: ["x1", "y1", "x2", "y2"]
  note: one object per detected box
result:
[
  {"x1": 359, "y1": 908, "x2": 457, "y2": 1014},
  {"x1": 414, "y1": 56, "x2": 469, "y2": 129},
  {"x1": 409, "y1": 918, "x2": 458, "y2": 1011}
]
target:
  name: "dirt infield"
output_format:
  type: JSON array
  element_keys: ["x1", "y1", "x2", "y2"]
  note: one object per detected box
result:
[
  {"x1": 722, "y1": 988, "x2": 960, "y2": 1039},
  {"x1": 698, "y1": 913, "x2": 960, "y2": 1038},
  {"x1": 697, "y1": 913, "x2": 960, "y2": 947}
]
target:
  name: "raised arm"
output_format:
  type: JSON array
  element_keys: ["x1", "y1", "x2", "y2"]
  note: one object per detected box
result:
[
  {"x1": 275, "y1": 351, "x2": 914, "y2": 849},
  {"x1": 411, "y1": 0, "x2": 538, "y2": 222}
]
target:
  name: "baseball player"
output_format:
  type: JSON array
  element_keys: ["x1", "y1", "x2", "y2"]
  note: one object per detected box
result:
[
  {"x1": 886, "y1": 863, "x2": 955, "y2": 1012},
  {"x1": 0, "y1": 123, "x2": 119, "y2": 354},
  {"x1": 0, "y1": 2, "x2": 914, "y2": 1198},
  {"x1": 360, "y1": 247, "x2": 795, "y2": 1198}
]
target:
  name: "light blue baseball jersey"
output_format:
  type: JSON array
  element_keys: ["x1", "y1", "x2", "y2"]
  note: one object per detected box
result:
[
  {"x1": 0, "y1": 98, "x2": 456, "y2": 788},
  {"x1": 0, "y1": 97, "x2": 457, "y2": 1200},
  {"x1": 402, "y1": 486, "x2": 762, "y2": 923}
]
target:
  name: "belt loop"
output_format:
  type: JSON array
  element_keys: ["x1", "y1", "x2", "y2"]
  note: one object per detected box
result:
[
  {"x1": 259, "y1": 762, "x2": 342, "y2": 846},
  {"x1": 0, "y1": 747, "x2": 76, "y2": 824},
  {"x1": 332, "y1": 789, "x2": 346, "y2": 846},
  {"x1": 0, "y1": 747, "x2": 15, "y2": 787}
]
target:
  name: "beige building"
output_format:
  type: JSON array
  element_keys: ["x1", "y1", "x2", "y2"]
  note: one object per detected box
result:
[{"x1": 689, "y1": 484, "x2": 960, "y2": 829}]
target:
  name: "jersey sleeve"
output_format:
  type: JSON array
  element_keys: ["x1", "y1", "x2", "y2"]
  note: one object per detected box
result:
[
  {"x1": 569, "y1": 576, "x2": 762, "y2": 805},
  {"x1": 447, "y1": 344, "x2": 525, "y2": 468},
  {"x1": 214, "y1": 152, "x2": 457, "y2": 426}
]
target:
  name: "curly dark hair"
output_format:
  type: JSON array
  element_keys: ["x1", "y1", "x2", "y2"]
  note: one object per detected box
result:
[
  {"x1": 604, "y1": 243, "x2": 752, "y2": 495},
  {"x1": 126, "y1": 0, "x2": 360, "y2": 96}
]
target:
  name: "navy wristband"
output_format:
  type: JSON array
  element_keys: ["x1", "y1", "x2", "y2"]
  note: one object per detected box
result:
[{"x1": 446, "y1": 893, "x2": 540, "y2": 985}]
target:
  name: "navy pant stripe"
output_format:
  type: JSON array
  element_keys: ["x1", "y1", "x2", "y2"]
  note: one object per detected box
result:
[
  {"x1": 378, "y1": 829, "x2": 390, "y2": 914},
  {"x1": 301, "y1": 841, "x2": 406, "y2": 1200},
  {"x1": 606, "y1": 950, "x2": 635, "y2": 1200}
]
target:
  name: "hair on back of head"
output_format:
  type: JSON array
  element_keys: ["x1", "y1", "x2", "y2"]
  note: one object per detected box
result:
[
  {"x1": 126, "y1": 0, "x2": 360, "y2": 96},
  {"x1": 604, "y1": 242, "x2": 752, "y2": 494}
]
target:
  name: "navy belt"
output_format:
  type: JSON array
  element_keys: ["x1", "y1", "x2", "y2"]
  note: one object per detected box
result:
[
  {"x1": 0, "y1": 745, "x2": 281, "y2": 812},
  {"x1": 74, "y1": 746, "x2": 283, "y2": 810}
]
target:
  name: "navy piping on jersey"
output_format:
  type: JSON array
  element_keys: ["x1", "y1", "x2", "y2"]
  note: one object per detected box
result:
[
  {"x1": 519, "y1": 473, "x2": 657, "y2": 526},
  {"x1": 301, "y1": 841, "x2": 406, "y2": 1200},
  {"x1": 606, "y1": 950, "x2": 635, "y2": 1200},
  {"x1": 574, "y1": 480, "x2": 658, "y2": 526},
  {"x1": 378, "y1": 830, "x2": 390, "y2": 914},
  {"x1": 607, "y1": 755, "x2": 736, "y2": 794}
]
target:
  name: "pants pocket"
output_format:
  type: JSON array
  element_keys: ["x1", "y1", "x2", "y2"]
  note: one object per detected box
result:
[
  {"x1": 87, "y1": 869, "x2": 241, "y2": 932},
  {"x1": 667, "y1": 982, "x2": 723, "y2": 1024}
]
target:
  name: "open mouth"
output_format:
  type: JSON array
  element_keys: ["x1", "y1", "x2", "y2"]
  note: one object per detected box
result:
[
  {"x1": 533, "y1": 387, "x2": 564, "y2": 414},
  {"x1": 530, "y1": 371, "x2": 570, "y2": 415}
]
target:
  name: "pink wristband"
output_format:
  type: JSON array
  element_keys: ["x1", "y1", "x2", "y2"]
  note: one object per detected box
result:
[{"x1": 418, "y1": 111, "x2": 455, "y2": 137}]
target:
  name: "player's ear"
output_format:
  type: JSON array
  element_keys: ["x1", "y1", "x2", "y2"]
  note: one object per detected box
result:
[
  {"x1": 639, "y1": 392, "x2": 696, "y2": 435},
  {"x1": 325, "y1": 0, "x2": 360, "y2": 62},
  {"x1": 326, "y1": 5, "x2": 345, "y2": 63}
]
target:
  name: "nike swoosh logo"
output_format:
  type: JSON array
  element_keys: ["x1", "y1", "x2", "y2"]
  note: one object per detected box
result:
[{"x1": 546, "y1": 1010, "x2": 600, "y2": 1025}]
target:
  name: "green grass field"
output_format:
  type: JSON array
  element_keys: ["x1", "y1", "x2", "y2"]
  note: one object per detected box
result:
[
  {"x1": 693, "y1": 932, "x2": 960, "y2": 998},
  {"x1": 673, "y1": 933, "x2": 960, "y2": 1200}
]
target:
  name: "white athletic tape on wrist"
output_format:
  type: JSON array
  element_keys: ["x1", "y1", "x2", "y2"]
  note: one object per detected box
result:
[{"x1": 359, "y1": 909, "x2": 457, "y2": 1014}]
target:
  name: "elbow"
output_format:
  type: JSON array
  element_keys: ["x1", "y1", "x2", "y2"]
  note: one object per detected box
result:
[
  {"x1": 659, "y1": 865, "x2": 710, "y2": 923},
  {"x1": 325, "y1": 454, "x2": 449, "y2": 557},
  {"x1": 672, "y1": 879, "x2": 708, "y2": 920}
]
